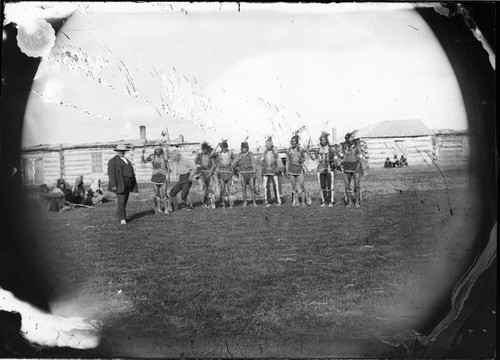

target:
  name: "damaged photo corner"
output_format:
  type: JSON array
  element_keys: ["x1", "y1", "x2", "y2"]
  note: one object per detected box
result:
[{"x1": 0, "y1": 1, "x2": 496, "y2": 358}]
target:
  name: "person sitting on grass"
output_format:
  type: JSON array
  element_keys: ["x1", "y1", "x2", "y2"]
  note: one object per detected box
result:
[
  {"x1": 392, "y1": 155, "x2": 401, "y2": 168},
  {"x1": 83, "y1": 179, "x2": 108, "y2": 206},
  {"x1": 400, "y1": 155, "x2": 408, "y2": 166},
  {"x1": 58, "y1": 178, "x2": 73, "y2": 201},
  {"x1": 39, "y1": 181, "x2": 72, "y2": 213},
  {"x1": 384, "y1": 157, "x2": 392, "y2": 168},
  {"x1": 71, "y1": 175, "x2": 86, "y2": 204}
]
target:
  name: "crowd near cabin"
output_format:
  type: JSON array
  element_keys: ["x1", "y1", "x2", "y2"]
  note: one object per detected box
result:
[{"x1": 19, "y1": 121, "x2": 470, "y2": 187}]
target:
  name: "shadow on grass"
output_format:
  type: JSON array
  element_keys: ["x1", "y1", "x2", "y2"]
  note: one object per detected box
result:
[
  {"x1": 128, "y1": 209, "x2": 156, "y2": 222},
  {"x1": 190, "y1": 198, "x2": 287, "y2": 209}
]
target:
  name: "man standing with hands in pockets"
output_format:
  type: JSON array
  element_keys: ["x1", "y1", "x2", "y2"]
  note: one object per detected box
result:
[{"x1": 108, "y1": 144, "x2": 138, "y2": 225}]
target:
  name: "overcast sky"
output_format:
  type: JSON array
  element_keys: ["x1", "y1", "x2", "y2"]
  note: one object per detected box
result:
[{"x1": 17, "y1": 2, "x2": 467, "y2": 149}]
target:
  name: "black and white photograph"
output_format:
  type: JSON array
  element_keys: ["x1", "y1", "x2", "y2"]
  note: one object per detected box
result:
[{"x1": 0, "y1": 2, "x2": 496, "y2": 358}]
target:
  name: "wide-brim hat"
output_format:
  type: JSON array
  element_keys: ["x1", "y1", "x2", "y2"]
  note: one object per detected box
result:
[{"x1": 113, "y1": 144, "x2": 131, "y2": 152}]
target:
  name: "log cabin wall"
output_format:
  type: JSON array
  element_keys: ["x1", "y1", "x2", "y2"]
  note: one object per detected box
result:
[
  {"x1": 363, "y1": 136, "x2": 435, "y2": 168},
  {"x1": 433, "y1": 132, "x2": 469, "y2": 166},
  {"x1": 20, "y1": 142, "x2": 201, "y2": 186}
]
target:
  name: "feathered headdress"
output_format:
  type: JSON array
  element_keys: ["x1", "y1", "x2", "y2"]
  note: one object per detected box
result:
[
  {"x1": 345, "y1": 130, "x2": 358, "y2": 140},
  {"x1": 241, "y1": 135, "x2": 249, "y2": 148},
  {"x1": 292, "y1": 125, "x2": 307, "y2": 143},
  {"x1": 320, "y1": 131, "x2": 330, "y2": 139},
  {"x1": 319, "y1": 131, "x2": 330, "y2": 146}
]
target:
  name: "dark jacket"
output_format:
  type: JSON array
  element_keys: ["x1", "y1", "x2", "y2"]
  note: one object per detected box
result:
[{"x1": 107, "y1": 155, "x2": 138, "y2": 194}]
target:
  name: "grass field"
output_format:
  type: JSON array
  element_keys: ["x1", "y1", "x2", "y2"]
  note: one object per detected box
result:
[{"x1": 26, "y1": 165, "x2": 483, "y2": 357}]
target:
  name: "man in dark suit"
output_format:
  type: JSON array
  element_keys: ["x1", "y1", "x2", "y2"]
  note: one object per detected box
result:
[{"x1": 107, "y1": 144, "x2": 138, "y2": 225}]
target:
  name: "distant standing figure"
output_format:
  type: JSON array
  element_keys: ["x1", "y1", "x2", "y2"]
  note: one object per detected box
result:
[
  {"x1": 169, "y1": 150, "x2": 197, "y2": 211},
  {"x1": 260, "y1": 137, "x2": 283, "y2": 206},
  {"x1": 341, "y1": 132, "x2": 363, "y2": 208},
  {"x1": 107, "y1": 144, "x2": 138, "y2": 225},
  {"x1": 384, "y1": 157, "x2": 392, "y2": 168},
  {"x1": 142, "y1": 144, "x2": 170, "y2": 214},
  {"x1": 233, "y1": 141, "x2": 258, "y2": 207}
]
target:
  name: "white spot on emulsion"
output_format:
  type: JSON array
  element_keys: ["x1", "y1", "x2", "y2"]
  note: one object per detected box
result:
[
  {"x1": 17, "y1": 19, "x2": 39, "y2": 34},
  {"x1": 0, "y1": 287, "x2": 101, "y2": 349},
  {"x1": 471, "y1": 28, "x2": 495, "y2": 70}
]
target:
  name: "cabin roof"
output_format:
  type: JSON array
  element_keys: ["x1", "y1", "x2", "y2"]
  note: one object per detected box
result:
[
  {"x1": 433, "y1": 128, "x2": 469, "y2": 135},
  {"x1": 356, "y1": 120, "x2": 435, "y2": 138},
  {"x1": 21, "y1": 138, "x2": 200, "y2": 152}
]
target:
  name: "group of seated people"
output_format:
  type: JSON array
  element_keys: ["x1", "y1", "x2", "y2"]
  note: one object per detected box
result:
[
  {"x1": 39, "y1": 176, "x2": 108, "y2": 213},
  {"x1": 384, "y1": 154, "x2": 408, "y2": 168}
]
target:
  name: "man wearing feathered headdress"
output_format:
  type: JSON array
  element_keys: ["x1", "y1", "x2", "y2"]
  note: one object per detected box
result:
[
  {"x1": 214, "y1": 139, "x2": 235, "y2": 208},
  {"x1": 308, "y1": 131, "x2": 341, "y2": 206},
  {"x1": 142, "y1": 144, "x2": 171, "y2": 214},
  {"x1": 233, "y1": 138, "x2": 258, "y2": 207},
  {"x1": 260, "y1": 137, "x2": 283, "y2": 206},
  {"x1": 341, "y1": 131, "x2": 363, "y2": 208},
  {"x1": 286, "y1": 134, "x2": 308, "y2": 206},
  {"x1": 194, "y1": 141, "x2": 217, "y2": 209}
]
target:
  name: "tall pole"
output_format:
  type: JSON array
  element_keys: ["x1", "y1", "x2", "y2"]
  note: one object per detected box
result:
[{"x1": 59, "y1": 145, "x2": 65, "y2": 179}]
